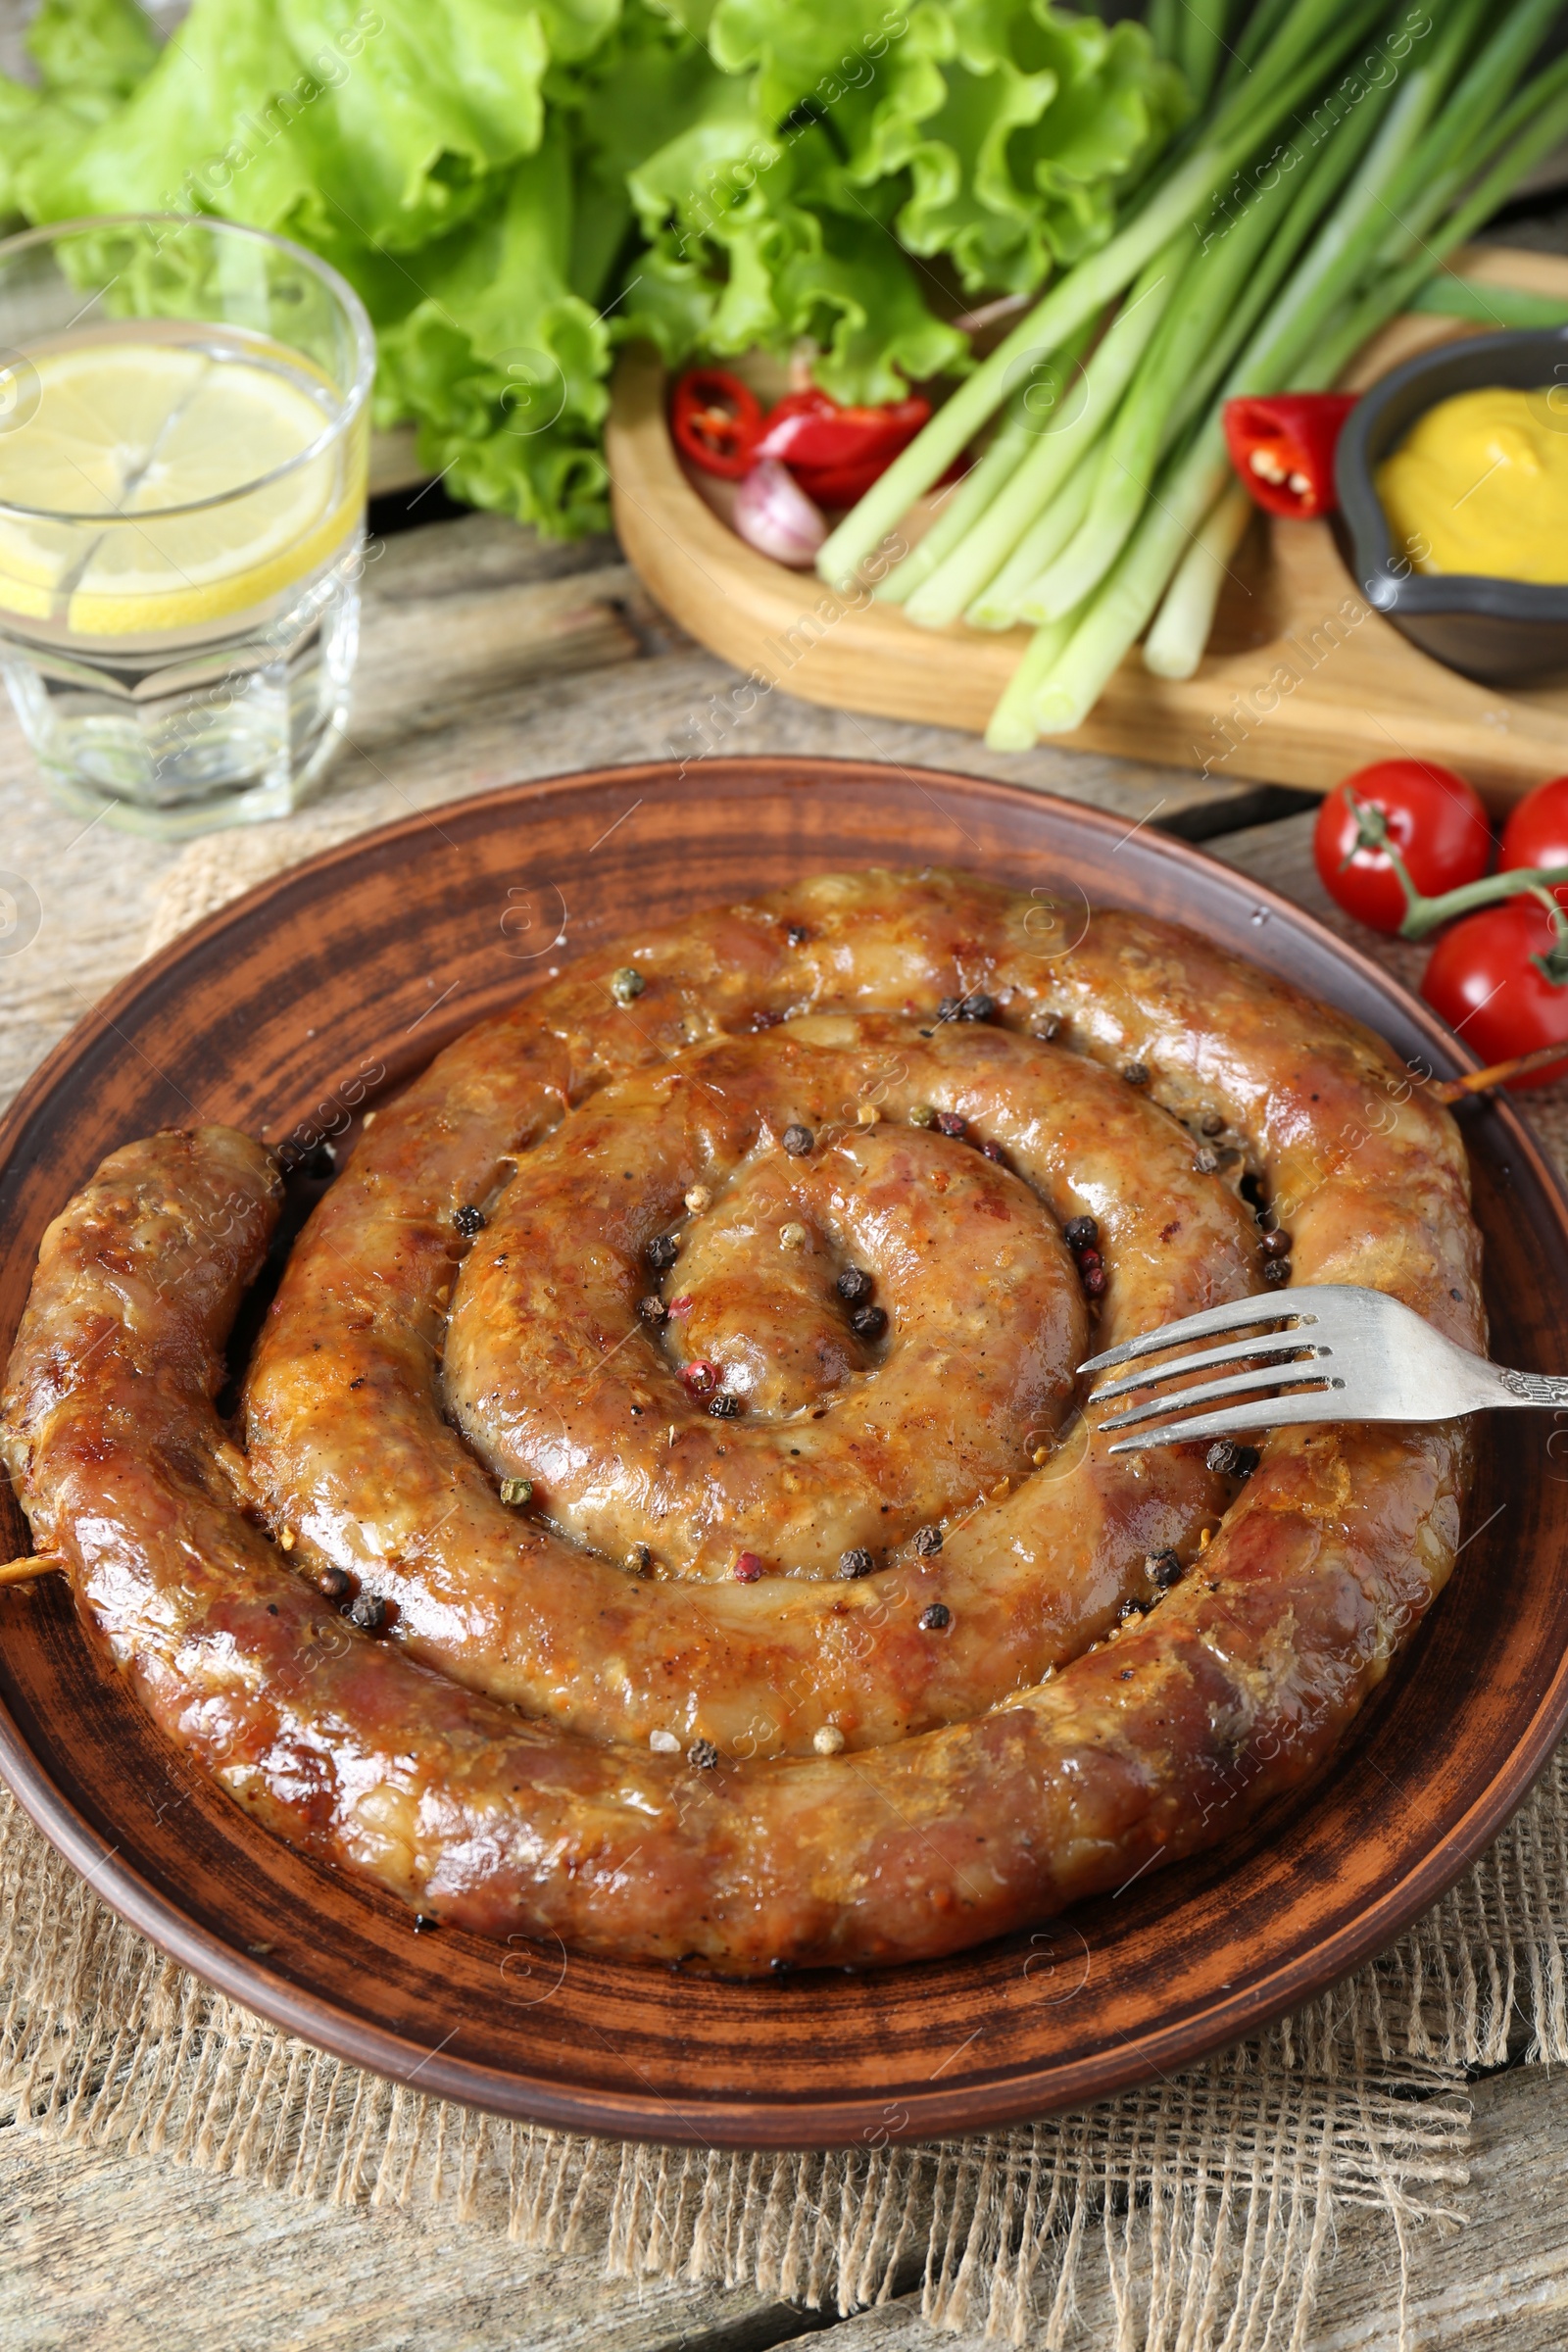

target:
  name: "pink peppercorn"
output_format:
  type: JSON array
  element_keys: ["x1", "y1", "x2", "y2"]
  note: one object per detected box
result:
[{"x1": 734, "y1": 1552, "x2": 764, "y2": 1583}]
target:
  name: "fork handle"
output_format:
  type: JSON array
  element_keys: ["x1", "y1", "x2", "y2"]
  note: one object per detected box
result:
[{"x1": 1495, "y1": 1368, "x2": 1568, "y2": 1407}]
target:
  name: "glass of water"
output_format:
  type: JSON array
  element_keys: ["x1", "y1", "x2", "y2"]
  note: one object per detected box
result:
[{"x1": 0, "y1": 214, "x2": 374, "y2": 837}]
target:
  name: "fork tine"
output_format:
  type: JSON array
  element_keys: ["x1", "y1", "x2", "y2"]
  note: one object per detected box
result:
[
  {"x1": 1077, "y1": 1285, "x2": 1337, "y2": 1378},
  {"x1": 1097, "y1": 1358, "x2": 1337, "y2": 1432},
  {"x1": 1089, "y1": 1331, "x2": 1327, "y2": 1406},
  {"x1": 1105, "y1": 1394, "x2": 1340, "y2": 1454}
]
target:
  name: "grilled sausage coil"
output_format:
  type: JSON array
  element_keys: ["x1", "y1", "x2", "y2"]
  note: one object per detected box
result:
[{"x1": 1, "y1": 868, "x2": 1482, "y2": 1972}]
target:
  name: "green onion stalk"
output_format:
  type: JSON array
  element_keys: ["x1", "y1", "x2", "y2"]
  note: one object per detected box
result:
[
  {"x1": 1178, "y1": 0, "x2": 1234, "y2": 111},
  {"x1": 968, "y1": 455, "x2": 1103, "y2": 630},
  {"x1": 904, "y1": 241, "x2": 1191, "y2": 630},
  {"x1": 1143, "y1": 27, "x2": 1568, "y2": 681},
  {"x1": 985, "y1": 605, "x2": 1093, "y2": 752},
  {"x1": 994, "y1": 38, "x2": 1420, "y2": 635},
  {"x1": 815, "y1": 0, "x2": 1393, "y2": 594},
  {"x1": 1019, "y1": 71, "x2": 1398, "y2": 626},
  {"x1": 872, "y1": 407, "x2": 1038, "y2": 607},
  {"x1": 1141, "y1": 482, "x2": 1255, "y2": 680},
  {"x1": 874, "y1": 318, "x2": 1099, "y2": 608},
  {"x1": 1030, "y1": 2, "x2": 1568, "y2": 739}
]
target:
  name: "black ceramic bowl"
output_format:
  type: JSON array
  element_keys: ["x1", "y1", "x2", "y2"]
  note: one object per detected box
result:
[{"x1": 1335, "y1": 326, "x2": 1568, "y2": 686}]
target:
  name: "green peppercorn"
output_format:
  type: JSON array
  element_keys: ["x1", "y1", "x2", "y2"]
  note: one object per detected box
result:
[
  {"x1": 610, "y1": 967, "x2": 645, "y2": 1004},
  {"x1": 500, "y1": 1476, "x2": 533, "y2": 1506}
]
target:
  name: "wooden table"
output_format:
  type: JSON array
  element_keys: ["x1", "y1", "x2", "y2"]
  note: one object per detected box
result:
[{"x1": 2, "y1": 503, "x2": 1565, "y2": 2349}]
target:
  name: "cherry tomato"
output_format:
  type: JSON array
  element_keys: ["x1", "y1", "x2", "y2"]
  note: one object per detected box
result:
[
  {"x1": 1313, "y1": 760, "x2": 1492, "y2": 934},
  {"x1": 1420, "y1": 898, "x2": 1568, "y2": 1088},
  {"x1": 1499, "y1": 775, "x2": 1568, "y2": 904}
]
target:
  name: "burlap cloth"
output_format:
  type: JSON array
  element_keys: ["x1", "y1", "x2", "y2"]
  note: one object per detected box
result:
[{"x1": 6, "y1": 819, "x2": 1568, "y2": 2351}]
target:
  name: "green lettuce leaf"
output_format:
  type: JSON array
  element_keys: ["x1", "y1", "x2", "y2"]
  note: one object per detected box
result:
[
  {"x1": 27, "y1": 0, "x2": 159, "y2": 98},
  {"x1": 9, "y1": 0, "x2": 1180, "y2": 533},
  {"x1": 20, "y1": 0, "x2": 618, "y2": 250}
]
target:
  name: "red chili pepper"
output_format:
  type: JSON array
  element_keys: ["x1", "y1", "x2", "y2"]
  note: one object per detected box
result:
[
  {"x1": 754, "y1": 389, "x2": 931, "y2": 509},
  {"x1": 670, "y1": 368, "x2": 763, "y2": 479},
  {"x1": 1222, "y1": 392, "x2": 1358, "y2": 518}
]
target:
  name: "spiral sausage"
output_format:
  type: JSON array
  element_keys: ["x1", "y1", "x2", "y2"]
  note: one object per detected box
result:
[{"x1": 1, "y1": 868, "x2": 1484, "y2": 1972}]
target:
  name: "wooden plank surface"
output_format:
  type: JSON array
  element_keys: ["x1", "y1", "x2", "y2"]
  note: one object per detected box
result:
[
  {"x1": 3, "y1": 495, "x2": 1567, "y2": 2348},
  {"x1": 606, "y1": 248, "x2": 1568, "y2": 808}
]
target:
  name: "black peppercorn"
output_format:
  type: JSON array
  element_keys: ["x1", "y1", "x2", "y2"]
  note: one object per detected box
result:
[
  {"x1": 836, "y1": 1266, "x2": 872, "y2": 1304},
  {"x1": 918, "y1": 1602, "x2": 951, "y2": 1631},
  {"x1": 1196, "y1": 1149, "x2": 1220, "y2": 1174},
  {"x1": 637, "y1": 1294, "x2": 667, "y2": 1325},
  {"x1": 1147, "y1": 1548, "x2": 1183, "y2": 1588},
  {"x1": 782, "y1": 1123, "x2": 814, "y2": 1156},
  {"x1": 316, "y1": 1563, "x2": 352, "y2": 1601},
  {"x1": 1206, "y1": 1440, "x2": 1260, "y2": 1479},
  {"x1": 1122, "y1": 1061, "x2": 1150, "y2": 1087},
  {"x1": 1118, "y1": 1594, "x2": 1151, "y2": 1621},
  {"x1": 627, "y1": 1544, "x2": 653, "y2": 1574},
  {"x1": 1261, "y1": 1256, "x2": 1291, "y2": 1287},
  {"x1": 1260, "y1": 1227, "x2": 1292, "y2": 1257},
  {"x1": 709, "y1": 1391, "x2": 741, "y2": 1418},
  {"x1": 786, "y1": 923, "x2": 810, "y2": 946},
  {"x1": 1035, "y1": 1014, "x2": 1064, "y2": 1044},
  {"x1": 838, "y1": 1547, "x2": 875, "y2": 1579},
  {"x1": 980, "y1": 1140, "x2": 1008, "y2": 1165},
  {"x1": 937, "y1": 996, "x2": 962, "y2": 1023},
  {"x1": 453, "y1": 1203, "x2": 486, "y2": 1238},
  {"x1": 960, "y1": 992, "x2": 995, "y2": 1022},
  {"x1": 348, "y1": 1592, "x2": 387, "y2": 1634},
  {"x1": 913, "y1": 1524, "x2": 944, "y2": 1556},
  {"x1": 1064, "y1": 1215, "x2": 1099, "y2": 1250},
  {"x1": 647, "y1": 1233, "x2": 680, "y2": 1271},
  {"x1": 935, "y1": 1110, "x2": 967, "y2": 1139},
  {"x1": 851, "y1": 1303, "x2": 888, "y2": 1341},
  {"x1": 688, "y1": 1739, "x2": 720, "y2": 1770}
]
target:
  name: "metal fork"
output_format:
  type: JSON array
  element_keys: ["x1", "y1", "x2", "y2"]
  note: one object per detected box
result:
[{"x1": 1080, "y1": 1284, "x2": 1568, "y2": 1454}]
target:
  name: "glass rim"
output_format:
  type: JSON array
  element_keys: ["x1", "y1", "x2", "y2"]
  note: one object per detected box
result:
[{"x1": 0, "y1": 212, "x2": 376, "y2": 526}]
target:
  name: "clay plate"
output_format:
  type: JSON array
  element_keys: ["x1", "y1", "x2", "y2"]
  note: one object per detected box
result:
[{"x1": 2, "y1": 757, "x2": 1566, "y2": 2149}]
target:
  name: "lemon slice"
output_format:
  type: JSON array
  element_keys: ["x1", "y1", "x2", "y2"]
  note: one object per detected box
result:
[
  {"x1": 0, "y1": 342, "x2": 209, "y2": 515},
  {"x1": 0, "y1": 339, "x2": 360, "y2": 635}
]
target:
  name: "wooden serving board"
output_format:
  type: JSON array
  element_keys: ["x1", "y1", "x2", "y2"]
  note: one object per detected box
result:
[{"x1": 607, "y1": 245, "x2": 1568, "y2": 808}]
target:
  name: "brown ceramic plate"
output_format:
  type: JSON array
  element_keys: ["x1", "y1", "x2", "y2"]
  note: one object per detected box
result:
[{"x1": 2, "y1": 757, "x2": 1566, "y2": 2149}]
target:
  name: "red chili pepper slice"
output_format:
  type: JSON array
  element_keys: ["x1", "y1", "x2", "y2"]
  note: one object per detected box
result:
[
  {"x1": 670, "y1": 368, "x2": 763, "y2": 480},
  {"x1": 1222, "y1": 392, "x2": 1358, "y2": 519},
  {"x1": 755, "y1": 390, "x2": 931, "y2": 509}
]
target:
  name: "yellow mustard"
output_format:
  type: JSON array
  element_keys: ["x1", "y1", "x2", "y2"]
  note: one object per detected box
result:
[{"x1": 1375, "y1": 384, "x2": 1568, "y2": 582}]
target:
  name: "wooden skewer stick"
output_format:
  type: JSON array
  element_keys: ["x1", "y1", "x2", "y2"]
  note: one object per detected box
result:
[
  {"x1": 0, "y1": 1553, "x2": 66, "y2": 1587},
  {"x1": 1425, "y1": 1041, "x2": 1568, "y2": 1102}
]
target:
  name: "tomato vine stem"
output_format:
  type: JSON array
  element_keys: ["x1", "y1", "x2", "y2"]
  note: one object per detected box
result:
[{"x1": 1342, "y1": 788, "x2": 1568, "y2": 974}]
